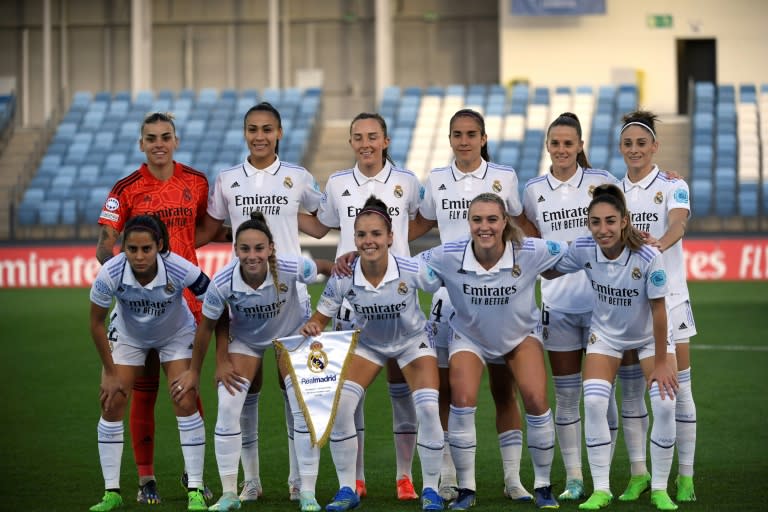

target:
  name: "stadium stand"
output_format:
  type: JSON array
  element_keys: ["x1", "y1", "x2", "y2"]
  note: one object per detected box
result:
[{"x1": 18, "y1": 88, "x2": 322, "y2": 230}]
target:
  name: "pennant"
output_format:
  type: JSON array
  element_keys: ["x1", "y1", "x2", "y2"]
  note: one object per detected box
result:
[{"x1": 274, "y1": 330, "x2": 359, "y2": 447}]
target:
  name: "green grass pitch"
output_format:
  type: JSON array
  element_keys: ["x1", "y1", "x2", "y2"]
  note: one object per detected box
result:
[{"x1": 0, "y1": 281, "x2": 766, "y2": 511}]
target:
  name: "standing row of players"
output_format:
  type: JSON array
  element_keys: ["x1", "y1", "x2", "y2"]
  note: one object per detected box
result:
[{"x1": 89, "y1": 102, "x2": 697, "y2": 512}]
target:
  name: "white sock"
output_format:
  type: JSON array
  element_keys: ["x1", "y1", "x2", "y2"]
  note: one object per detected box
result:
[
  {"x1": 583, "y1": 379, "x2": 613, "y2": 493},
  {"x1": 526, "y1": 410, "x2": 555, "y2": 489},
  {"x1": 215, "y1": 380, "x2": 249, "y2": 493},
  {"x1": 649, "y1": 382, "x2": 676, "y2": 490},
  {"x1": 553, "y1": 373, "x2": 583, "y2": 481},
  {"x1": 331, "y1": 381, "x2": 364, "y2": 490},
  {"x1": 607, "y1": 381, "x2": 619, "y2": 462},
  {"x1": 389, "y1": 382, "x2": 417, "y2": 480},
  {"x1": 285, "y1": 377, "x2": 319, "y2": 493},
  {"x1": 354, "y1": 391, "x2": 366, "y2": 482},
  {"x1": 498, "y1": 430, "x2": 523, "y2": 487},
  {"x1": 178, "y1": 411, "x2": 206, "y2": 489},
  {"x1": 440, "y1": 431, "x2": 457, "y2": 487},
  {"x1": 240, "y1": 392, "x2": 260, "y2": 483},
  {"x1": 448, "y1": 405, "x2": 477, "y2": 491},
  {"x1": 619, "y1": 364, "x2": 649, "y2": 475},
  {"x1": 413, "y1": 388, "x2": 443, "y2": 490},
  {"x1": 675, "y1": 367, "x2": 696, "y2": 477},
  {"x1": 97, "y1": 417, "x2": 124, "y2": 490},
  {"x1": 282, "y1": 389, "x2": 299, "y2": 485}
]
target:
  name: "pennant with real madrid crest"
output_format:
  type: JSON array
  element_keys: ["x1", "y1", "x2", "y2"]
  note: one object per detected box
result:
[{"x1": 274, "y1": 330, "x2": 359, "y2": 447}]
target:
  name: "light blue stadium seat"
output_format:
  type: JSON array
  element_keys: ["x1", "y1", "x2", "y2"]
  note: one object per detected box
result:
[
  {"x1": 59, "y1": 199, "x2": 78, "y2": 225},
  {"x1": 691, "y1": 178, "x2": 713, "y2": 216},
  {"x1": 262, "y1": 88, "x2": 281, "y2": 105},
  {"x1": 532, "y1": 86, "x2": 549, "y2": 105},
  {"x1": 739, "y1": 83, "x2": 757, "y2": 104},
  {"x1": 738, "y1": 182, "x2": 759, "y2": 216},
  {"x1": 445, "y1": 84, "x2": 466, "y2": 97},
  {"x1": 425, "y1": 86, "x2": 444, "y2": 96},
  {"x1": 608, "y1": 156, "x2": 625, "y2": 176},
  {"x1": 16, "y1": 202, "x2": 38, "y2": 225},
  {"x1": 198, "y1": 88, "x2": 219, "y2": 107},
  {"x1": 220, "y1": 88, "x2": 238, "y2": 101},
  {"x1": 239, "y1": 89, "x2": 259, "y2": 103},
  {"x1": 589, "y1": 146, "x2": 609, "y2": 169},
  {"x1": 497, "y1": 146, "x2": 520, "y2": 168},
  {"x1": 38, "y1": 199, "x2": 62, "y2": 225},
  {"x1": 717, "y1": 84, "x2": 735, "y2": 103},
  {"x1": 70, "y1": 91, "x2": 92, "y2": 112},
  {"x1": 55, "y1": 123, "x2": 78, "y2": 143},
  {"x1": 178, "y1": 89, "x2": 195, "y2": 101}
]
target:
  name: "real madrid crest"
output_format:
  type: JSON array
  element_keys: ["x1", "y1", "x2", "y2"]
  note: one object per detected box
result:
[
  {"x1": 284, "y1": 176, "x2": 294, "y2": 189},
  {"x1": 165, "y1": 282, "x2": 175, "y2": 293},
  {"x1": 394, "y1": 185, "x2": 403, "y2": 198},
  {"x1": 307, "y1": 341, "x2": 328, "y2": 373},
  {"x1": 654, "y1": 191, "x2": 663, "y2": 204},
  {"x1": 631, "y1": 267, "x2": 642, "y2": 280},
  {"x1": 397, "y1": 281, "x2": 408, "y2": 295},
  {"x1": 589, "y1": 333, "x2": 597, "y2": 345},
  {"x1": 511, "y1": 264, "x2": 521, "y2": 277},
  {"x1": 278, "y1": 282, "x2": 289, "y2": 293},
  {"x1": 492, "y1": 180, "x2": 502, "y2": 193},
  {"x1": 588, "y1": 185, "x2": 596, "y2": 197}
]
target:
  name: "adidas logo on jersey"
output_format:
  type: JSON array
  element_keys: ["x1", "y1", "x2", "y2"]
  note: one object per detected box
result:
[
  {"x1": 679, "y1": 322, "x2": 688, "y2": 330},
  {"x1": 231, "y1": 181, "x2": 240, "y2": 188},
  {"x1": 584, "y1": 262, "x2": 592, "y2": 269},
  {"x1": 438, "y1": 184, "x2": 447, "y2": 190},
  {"x1": 419, "y1": 342, "x2": 428, "y2": 349},
  {"x1": 537, "y1": 195, "x2": 546, "y2": 202},
  {"x1": 342, "y1": 189, "x2": 351, "y2": 196}
]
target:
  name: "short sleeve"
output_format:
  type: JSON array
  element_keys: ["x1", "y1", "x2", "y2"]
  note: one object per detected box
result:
[
  {"x1": 418, "y1": 175, "x2": 438, "y2": 221},
  {"x1": 316, "y1": 275, "x2": 344, "y2": 318}
]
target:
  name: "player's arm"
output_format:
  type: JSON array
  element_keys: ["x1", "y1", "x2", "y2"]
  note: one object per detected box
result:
[
  {"x1": 96, "y1": 225, "x2": 120, "y2": 264},
  {"x1": 196, "y1": 213, "x2": 229, "y2": 246},
  {"x1": 655, "y1": 208, "x2": 688, "y2": 252},
  {"x1": 513, "y1": 212, "x2": 540, "y2": 238},
  {"x1": 298, "y1": 212, "x2": 332, "y2": 239},
  {"x1": 647, "y1": 296, "x2": 678, "y2": 399},
  {"x1": 90, "y1": 302, "x2": 125, "y2": 411},
  {"x1": 409, "y1": 212, "x2": 437, "y2": 241}
]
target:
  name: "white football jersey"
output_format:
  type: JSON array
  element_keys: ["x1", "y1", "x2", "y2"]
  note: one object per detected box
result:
[
  {"x1": 202, "y1": 255, "x2": 318, "y2": 347},
  {"x1": 317, "y1": 253, "x2": 441, "y2": 353},
  {"x1": 208, "y1": 156, "x2": 322, "y2": 256},
  {"x1": 523, "y1": 167, "x2": 617, "y2": 313},
  {"x1": 318, "y1": 162, "x2": 422, "y2": 257},
  {"x1": 556, "y1": 236, "x2": 668, "y2": 347},
  {"x1": 622, "y1": 166, "x2": 690, "y2": 308},
  {"x1": 420, "y1": 237, "x2": 567, "y2": 358},
  {"x1": 420, "y1": 159, "x2": 523, "y2": 243},
  {"x1": 90, "y1": 252, "x2": 207, "y2": 347}
]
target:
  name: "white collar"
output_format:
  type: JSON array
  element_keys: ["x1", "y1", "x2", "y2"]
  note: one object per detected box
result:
[
  {"x1": 243, "y1": 155, "x2": 281, "y2": 177},
  {"x1": 623, "y1": 165, "x2": 660, "y2": 191},
  {"x1": 122, "y1": 254, "x2": 168, "y2": 289},
  {"x1": 353, "y1": 161, "x2": 392, "y2": 184},
  {"x1": 231, "y1": 260, "x2": 274, "y2": 293},
  {"x1": 461, "y1": 240, "x2": 515, "y2": 275},
  {"x1": 353, "y1": 252, "x2": 400, "y2": 291},
  {"x1": 595, "y1": 244, "x2": 631, "y2": 265},
  {"x1": 546, "y1": 165, "x2": 584, "y2": 190},
  {"x1": 451, "y1": 158, "x2": 488, "y2": 181}
]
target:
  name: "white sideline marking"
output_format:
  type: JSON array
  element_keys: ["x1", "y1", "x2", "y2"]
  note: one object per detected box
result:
[{"x1": 692, "y1": 344, "x2": 768, "y2": 352}]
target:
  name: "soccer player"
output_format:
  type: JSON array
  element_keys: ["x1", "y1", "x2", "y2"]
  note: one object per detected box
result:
[
  {"x1": 522, "y1": 112, "x2": 619, "y2": 501},
  {"x1": 196, "y1": 102, "x2": 323, "y2": 501},
  {"x1": 299, "y1": 112, "x2": 423, "y2": 500},
  {"x1": 172, "y1": 212, "x2": 332, "y2": 512},
  {"x1": 548, "y1": 184, "x2": 679, "y2": 511},
  {"x1": 409, "y1": 109, "x2": 538, "y2": 503},
  {"x1": 418, "y1": 192, "x2": 565, "y2": 510},
  {"x1": 618, "y1": 110, "x2": 698, "y2": 503},
  {"x1": 96, "y1": 112, "x2": 211, "y2": 504},
  {"x1": 88, "y1": 215, "x2": 210, "y2": 512},
  {"x1": 301, "y1": 196, "x2": 446, "y2": 512}
]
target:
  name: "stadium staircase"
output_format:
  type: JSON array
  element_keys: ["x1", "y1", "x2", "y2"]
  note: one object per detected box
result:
[
  {"x1": 305, "y1": 120, "x2": 353, "y2": 187},
  {"x1": 1, "y1": 127, "x2": 45, "y2": 239}
]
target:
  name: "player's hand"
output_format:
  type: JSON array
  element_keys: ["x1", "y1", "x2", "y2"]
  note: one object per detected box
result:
[
  {"x1": 332, "y1": 251, "x2": 357, "y2": 277},
  {"x1": 170, "y1": 370, "x2": 199, "y2": 402},
  {"x1": 215, "y1": 357, "x2": 247, "y2": 396},
  {"x1": 648, "y1": 361, "x2": 679, "y2": 400},
  {"x1": 301, "y1": 321, "x2": 323, "y2": 337},
  {"x1": 99, "y1": 373, "x2": 127, "y2": 412},
  {"x1": 640, "y1": 231, "x2": 661, "y2": 249}
]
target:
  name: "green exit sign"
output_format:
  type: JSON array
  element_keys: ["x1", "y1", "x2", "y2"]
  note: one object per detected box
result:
[{"x1": 648, "y1": 14, "x2": 673, "y2": 28}]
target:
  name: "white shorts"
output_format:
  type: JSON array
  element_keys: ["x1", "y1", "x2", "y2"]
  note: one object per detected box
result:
[
  {"x1": 540, "y1": 302, "x2": 592, "y2": 352},
  {"x1": 355, "y1": 331, "x2": 437, "y2": 368},
  {"x1": 110, "y1": 329, "x2": 194, "y2": 366},
  {"x1": 228, "y1": 338, "x2": 269, "y2": 359},
  {"x1": 585, "y1": 332, "x2": 676, "y2": 360},
  {"x1": 449, "y1": 327, "x2": 539, "y2": 365},
  {"x1": 668, "y1": 300, "x2": 697, "y2": 342}
]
